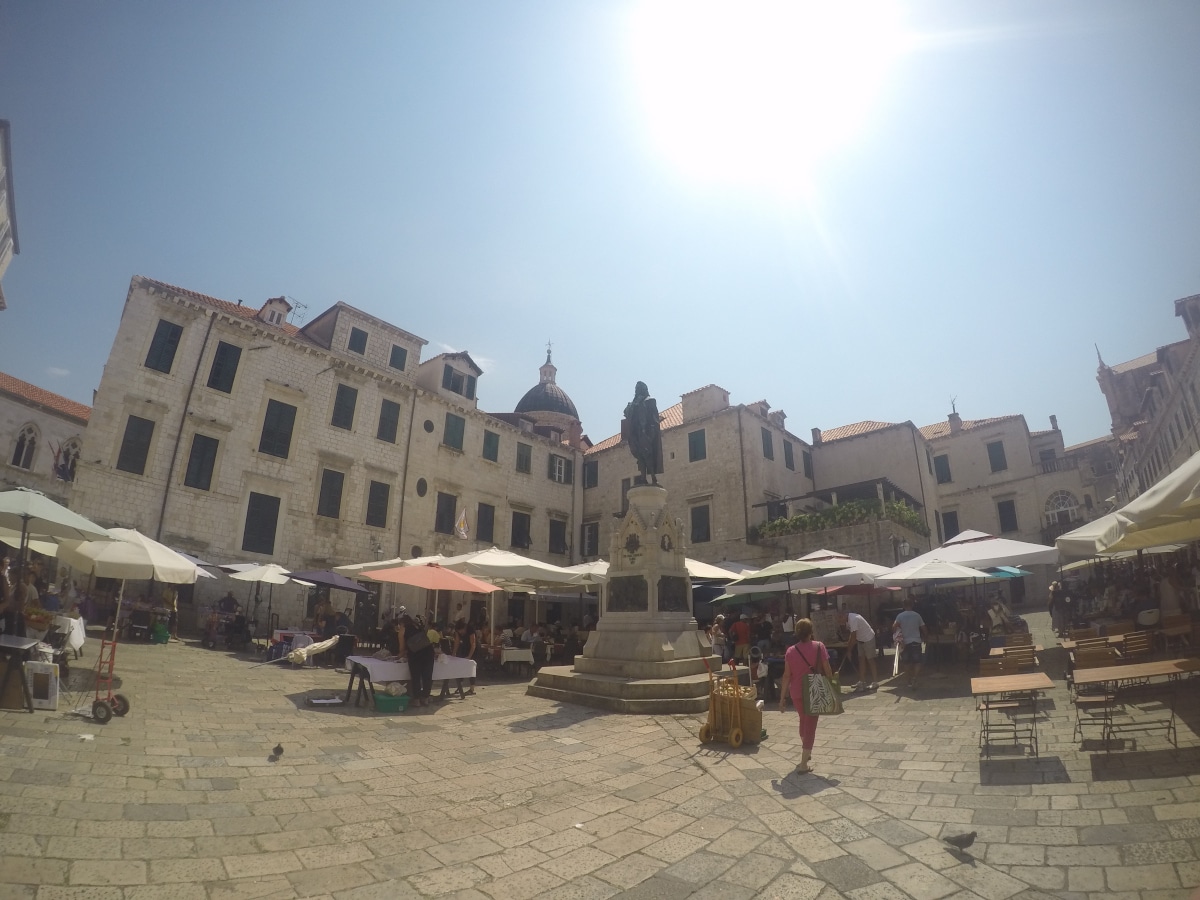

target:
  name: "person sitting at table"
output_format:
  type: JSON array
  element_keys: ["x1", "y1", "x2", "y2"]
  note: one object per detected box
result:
[
  {"x1": 521, "y1": 623, "x2": 537, "y2": 646},
  {"x1": 218, "y1": 590, "x2": 239, "y2": 615},
  {"x1": 41, "y1": 585, "x2": 62, "y2": 613}
]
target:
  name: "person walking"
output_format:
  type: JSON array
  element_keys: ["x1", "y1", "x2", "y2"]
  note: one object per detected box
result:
[
  {"x1": 399, "y1": 613, "x2": 436, "y2": 707},
  {"x1": 893, "y1": 597, "x2": 928, "y2": 689},
  {"x1": 838, "y1": 608, "x2": 878, "y2": 691},
  {"x1": 779, "y1": 618, "x2": 833, "y2": 774}
]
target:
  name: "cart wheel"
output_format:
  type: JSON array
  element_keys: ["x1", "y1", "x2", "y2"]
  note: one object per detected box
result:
[
  {"x1": 699, "y1": 724, "x2": 712, "y2": 743},
  {"x1": 111, "y1": 694, "x2": 131, "y2": 717},
  {"x1": 728, "y1": 728, "x2": 743, "y2": 749},
  {"x1": 92, "y1": 700, "x2": 113, "y2": 724}
]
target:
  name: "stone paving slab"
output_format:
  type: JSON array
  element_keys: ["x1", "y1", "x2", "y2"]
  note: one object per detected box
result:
[{"x1": 2, "y1": 610, "x2": 1200, "y2": 898}]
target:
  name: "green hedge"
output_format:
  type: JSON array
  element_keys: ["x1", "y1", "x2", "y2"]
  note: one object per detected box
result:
[{"x1": 754, "y1": 500, "x2": 930, "y2": 540}]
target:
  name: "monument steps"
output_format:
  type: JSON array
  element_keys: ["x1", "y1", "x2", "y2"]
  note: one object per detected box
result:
[{"x1": 527, "y1": 664, "x2": 715, "y2": 714}]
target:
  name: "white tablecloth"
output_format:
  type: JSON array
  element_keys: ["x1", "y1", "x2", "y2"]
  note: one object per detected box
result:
[
  {"x1": 345, "y1": 654, "x2": 477, "y2": 683},
  {"x1": 25, "y1": 616, "x2": 86, "y2": 653},
  {"x1": 501, "y1": 647, "x2": 534, "y2": 665}
]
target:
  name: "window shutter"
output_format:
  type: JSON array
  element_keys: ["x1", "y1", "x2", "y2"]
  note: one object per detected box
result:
[
  {"x1": 466, "y1": 375, "x2": 476, "y2": 400},
  {"x1": 442, "y1": 364, "x2": 454, "y2": 390},
  {"x1": 548, "y1": 454, "x2": 556, "y2": 479},
  {"x1": 564, "y1": 459, "x2": 573, "y2": 485}
]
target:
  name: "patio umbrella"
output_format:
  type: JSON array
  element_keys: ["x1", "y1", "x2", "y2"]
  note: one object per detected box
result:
[
  {"x1": 1057, "y1": 450, "x2": 1200, "y2": 553},
  {"x1": 875, "y1": 559, "x2": 1001, "y2": 586},
  {"x1": 723, "y1": 557, "x2": 855, "y2": 595},
  {"x1": 438, "y1": 547, "x2": 579, "y2": 585},
  {"x1": 0, "y1": 487, "x2": 110, "y2": 578},
  {"x1": 285, "y1": 570, "x2": 370, "y2": 595},
  {"x1": 332, "y1": 554, "x2": 445, "y2": 576},
  {"x1": 363, "y1": 563, "x2": 502, "y2": 594},
  {"x1": 171, "y1": 549, "x2": 217, "y2": 578},
  {"x1": 58, "y1": 528, "x2": 201, "y2": 584},
  {"x1": 0, "y1": 525, "x2": 62, "y2": 558},
  {"x1": 905, "y1": 529, "x2": 1058, "y2": 569},
  {"x1": 223, "y1": 564, "x2": 315, "y2": 633}
]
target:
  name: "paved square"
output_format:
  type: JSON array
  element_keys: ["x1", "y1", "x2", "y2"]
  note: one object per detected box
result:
[{"x1": 2, "y1": 609, "x2": 1199, "y2": 899}]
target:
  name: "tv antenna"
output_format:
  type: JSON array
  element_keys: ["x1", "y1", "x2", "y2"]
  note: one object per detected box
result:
[{"x1": 286, "y1": 296, "x2": 309, "y2": 325}]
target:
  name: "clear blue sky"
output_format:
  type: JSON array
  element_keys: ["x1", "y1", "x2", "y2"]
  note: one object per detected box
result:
[{"x1": 1, "y1": 1, "x2": 1197, "y2": 449}]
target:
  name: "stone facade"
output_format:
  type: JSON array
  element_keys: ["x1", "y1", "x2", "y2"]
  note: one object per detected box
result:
[
  {"x1": 1098, "y1": 293, "x2": 1200, "y2": 501},
  {"x1": 0, "y1": 371, "x2": 89, "y2": 507},
  {"x1": 71, "y1": 277, "x2": 580, "y2": 618}
]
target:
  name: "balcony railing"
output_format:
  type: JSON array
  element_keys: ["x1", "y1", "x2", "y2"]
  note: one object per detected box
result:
[{"x1": 1039, "y1": 457, "x2": 1078, "y2": 474}]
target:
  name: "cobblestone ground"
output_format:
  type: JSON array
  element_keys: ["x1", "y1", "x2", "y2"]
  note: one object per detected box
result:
[{"x1": 2, "y1": 608, "x2": 1199, "y2": 899}]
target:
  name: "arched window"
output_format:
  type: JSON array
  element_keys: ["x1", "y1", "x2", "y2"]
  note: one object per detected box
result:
[
  {"x1": 1043, "y1": 490, "x2": 1079, "y2": 527},
  {"x1": 55, "y1": 439, "x2": 81, "y2": 482},
  {"x1": 10, "y1": 425, "x2": 37, "y2": 470}
]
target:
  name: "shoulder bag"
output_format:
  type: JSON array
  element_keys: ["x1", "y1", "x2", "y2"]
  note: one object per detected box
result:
[
  {"x1": 406, "y1": 627, "x2": 432, "y2": 654},
  {"x1": 796, "y1": 643, "x2": 844, "y2": 716}
]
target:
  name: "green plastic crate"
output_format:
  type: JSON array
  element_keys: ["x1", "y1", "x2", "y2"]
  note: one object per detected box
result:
[{"x1": 374, "y1": 693, "x2": 409, "y2": 713}]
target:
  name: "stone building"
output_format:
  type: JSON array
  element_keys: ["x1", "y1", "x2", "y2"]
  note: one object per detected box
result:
[
  {"x1": 71, "y1": 277, "x2": 581, "y2": 618},
  {"x1": 1097, "y1": 293, "x2": 1200, "y2": 502},
  {"x1": 580, "y1": 384, "x2": 814, "y2": 567},
  {"x1": 0, "y1": 371, "x2": 89, "y2": 505},
  {"x1": 0, "y1": 120, "x2": 17, "y2": 311}
]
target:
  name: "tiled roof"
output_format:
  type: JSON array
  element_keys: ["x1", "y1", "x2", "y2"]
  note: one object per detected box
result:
[
  {"x1": 0, "y1": 371, "x2": 91, "y2": 423},
  {"x1": 141, "y1": 276, "x2": 301, "y2": 336},
  {"x1": 817, "y1": 420, "x2": 898, "y2": 442},
  {"x1": 681, "y1": 383, "x2": 726, "y2": 397},
  {"x1": 1117, "y1": 423, "x2": 1144, "y2": 442},
  {"x1": 918, "y1": 414, "x2": 1021, "y2": 440},
  {"x1": 1064, "y1": 435, "x2": 1114, "y2": 452},
  {"x1": 586, "y1": 401, "x2": 683, "y2": 454},
  {"x1": 1109, "y1": 350, "x2": 1160, "y2": 374}
]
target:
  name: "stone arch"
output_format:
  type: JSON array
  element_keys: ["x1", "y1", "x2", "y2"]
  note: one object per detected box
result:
[
  {"x1": 55, "y1": 438, "x2": 82, "y2": 482},
  {"x1": 1043, "y1": 489, "x2": 1079, "y2": 526},
  {"x1": 10, "y1": 423, "x2": 38, "y2": 470}
]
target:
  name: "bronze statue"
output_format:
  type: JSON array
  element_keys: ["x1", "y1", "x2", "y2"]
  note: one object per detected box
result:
[{"x1": 622, "y1": 381, "x2": 664, "y2": 485}]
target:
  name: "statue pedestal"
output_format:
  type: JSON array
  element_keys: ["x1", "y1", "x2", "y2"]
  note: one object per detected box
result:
[{"x1": 528, "y1": 484, "x2": 721, "y2": 713}]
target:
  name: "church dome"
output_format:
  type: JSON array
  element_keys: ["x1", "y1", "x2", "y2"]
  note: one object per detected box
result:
[{"x1": 515, "y1": 351, "x2": 579, "y2": 418}]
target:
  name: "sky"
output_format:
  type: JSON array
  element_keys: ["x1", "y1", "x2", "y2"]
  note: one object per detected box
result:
[{"x1": 1, "y1": 1, "x2": 1197, "y2": 450}]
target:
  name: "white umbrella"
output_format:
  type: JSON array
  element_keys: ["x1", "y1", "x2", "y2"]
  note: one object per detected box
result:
[
  {"x1": 875, "y1": 558, "x2": 1002, "y2": 586},
  {"x1": 0, "y1": 487, "x2": 111, "y2": 576},
  {"x1": 562, "y1": 558, "x2": 752, "y2": 584},
  {"x1": 59, "y1": 529, "x2": 201, "y2": 584},
  {"x1": 904, "y1": 529, "x2": 1059, "y2": 569},
  {"x1": 438, "y1": 547, "x2": 579, "y2": 584},
  {"x1": 0, "y1": 525, "x2": 62, "y2": 558},
  {"x1": 224, "y1": 563, "x2": 314, "y2": 586},
  {"x1": 1057, "y1": 450, "x2": 1200, "y2": 554},
  {"x1": 332, "y1": 554, "x2": 445, "y2": 575}
]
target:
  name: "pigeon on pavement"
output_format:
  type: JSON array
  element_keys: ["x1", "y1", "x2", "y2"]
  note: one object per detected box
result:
[
  {"x1": 273, "y1": 744, "x2": 284, "y2": 757},
  {"x1": 944, "y1": 831, "x2": 977, "y2": 849}
]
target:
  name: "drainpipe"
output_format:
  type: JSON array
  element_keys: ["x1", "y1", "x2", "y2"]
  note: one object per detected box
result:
[
  {"x1": 155, "y1": 311, "x2": 216, "y2": 541},
  {"x1": 910, "y1": 425, "x2": 931, "y2": 539},
  {"x1": 736, "y1": 408, "x2": 750, "y2": 541},
  {"x1": 395, "y1": 387, "x2": 420, "y2": 557}
]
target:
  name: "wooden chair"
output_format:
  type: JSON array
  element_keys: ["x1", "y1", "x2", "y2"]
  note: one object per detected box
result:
[
  {"x1": 1005, "y1": 631, "x2": 1033, "y2": 646},
  {"x1": 1070, "y1": 627, "x2": 1099, "y2": 641},
  {"x1": 1159, "y1": 615, "x2": 1192, "y2": 655},
  {"x1": 1121, "y1": 631, "x2": 1153, "y2": 664},
  {"x1": 979, "y1": 657, "x2": 1007, "y2": 677},
  {"x1": 1002, "y1": 645, "x2": 1039, "y2": 671},
  {"x1": 1105, "y1": 620, "x2": 1137, "y2": 637},
  {"x1": 977, "y1": 657, "x2": 1026, "y2": 752},
  {"x1": 1072, "y1": 636, "x2": 1111, "y2": 654}
]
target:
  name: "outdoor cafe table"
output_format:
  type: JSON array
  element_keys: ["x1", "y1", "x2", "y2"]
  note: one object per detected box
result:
[
  {"x1": 344, "y1": 654, "x2": 478, "y2": 707},
  {"x1": 1059, "y1": 634, "x2": 1125, "y2": 652},
  {"x1": 988, "y1": 644, "x2": 1043, "y2": 656},
  {"x1": 0, "y1": 635, "x2": 39, "y2": 712},
  {"x1": 1071, "y1": 657, "x2": 1200, "y2": 750},
  {"x1": 970, "y1": 671, "x2": 1053, "y2": 757}
]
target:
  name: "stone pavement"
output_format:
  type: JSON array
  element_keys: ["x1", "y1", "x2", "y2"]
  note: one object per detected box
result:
[{"x1": 2, "y1": 609, "x2": 1200, "y2": 900}]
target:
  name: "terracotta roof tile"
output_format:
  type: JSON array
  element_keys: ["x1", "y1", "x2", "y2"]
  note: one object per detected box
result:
[
  {"x1": 141, "y1": 276, "x2": 302, "y2": 336},
  {"x1": 817, "y1": 420, "x2": 898, "y2": 442},
  {"x1": 586, "y1": 401, "x2": 683, "y2": 455},
  {"x1": 0, "y1": 371, "x2": 91, "y2": 423},
  {"x1": 919, "y1": 414, "x2": 1021, "y2": 440}
]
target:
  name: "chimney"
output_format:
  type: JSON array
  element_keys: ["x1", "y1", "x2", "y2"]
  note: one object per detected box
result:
[
  {"x1": 811, "y1": 427, "x2": 822, "y2": 445},
  {"x1": 948, "y1": 412, "x2": 962, "y2": 434},
  {"x1": 1050, "y1": 414, "x2": 1059, "y2": 431}
]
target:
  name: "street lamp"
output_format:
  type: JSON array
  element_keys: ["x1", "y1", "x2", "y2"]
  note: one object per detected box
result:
[{"x1": 889, "y1": 535, "x2": 911, "y2": 565}]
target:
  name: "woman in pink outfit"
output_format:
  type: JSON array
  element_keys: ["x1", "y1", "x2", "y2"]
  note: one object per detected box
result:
[{"x1": 779, "y1": 618, "x2": 833, "y2": 773}]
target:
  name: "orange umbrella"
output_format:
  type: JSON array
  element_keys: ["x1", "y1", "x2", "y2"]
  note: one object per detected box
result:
[{"x1": 364, "y1": 563, "x2": 501, "y2": 594}]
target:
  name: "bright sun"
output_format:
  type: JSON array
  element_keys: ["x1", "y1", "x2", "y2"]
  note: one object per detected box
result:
[{"x1": 627, "y1": 0, "x2": 910, "y2": 191}]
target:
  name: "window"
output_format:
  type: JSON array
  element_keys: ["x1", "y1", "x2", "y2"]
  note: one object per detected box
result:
[
  {"x1": 441, "y1": 364, "x2": 476, "y2": 400},
  {"x1": 688, "y1": 429, "x2": 707, "y2": 462},
  {"x1": 347, "y1": 327, "x2": 368, "y2": 355},
  {"x1": 242, "y1": 492, "x2": 280, "y2": 555},
  {"x1": 690, "y1": 505, "x2": 711, "y2": 543},
  {"x1": 1043, "y1": 490, "x2": 1080, "y2": 526},
  {"x1": 987, "y1": 440, "x2": 1008, "y2": 473},
  {"x1": 259, "y1": 399, "x2": 297, "y2": 458},
  {"x1": 443, "y1": 413, "x2": 465, "y2": 451},
  {"x1": 511, "y1": 511, "x2": 532, "y2": 549},
  {"x1": 761, "y1": 427, "x2": 774, "y2": 460},
  {"x1": 482, "y1": 430, "x2": 499, "y2": 462},
  {"x1": 548, "y1": 453, "x2": 573, "y2": 484},
  {"x1": 377, "y1": 399, "x2": 401, "y2": 443},
  {"x1": 933, "y1": 454, "x2": 952, "y2": 484},
  {"x1": 934, "y1": 510, "x2": 944, "y2": 544},
  {"x1": 206, "y1": 341, "x2": 242, "y2": 393},
  {"x1": 549, "y1": 519, "x2": 568, "y2": 555},
  {"x1": 581, "y1": 521, "x2": 600, "y2": 557},
  {"x1": 53, "y1": 440, "x2": 79, "y2": 482},
  {"x1": 116, "y1": 415, "x2": 155, "y2": 475},
  {"x1": 183, "y1": 434, "x2": 219, "y2": 491},
  {"x1": 366, "y1": 481, "x2": 390, "y2": 528},
  {"x1": 1038, "y1": 448, "x2": 1056, "y2": 462},
  {"x1": 926, "y1": 449, "x2": 933, "y2": 475},
  {"x1": 317, "y1": 469, "x2": 345, "y2": 518},
  {"x1": 331, "y1": 384, "x2": 358, "y2": 431},
  {"x1": 996, "y1": 498, "x2": 1018, "y2": 533},
  {"x1": 1084, "y1": 494, "x2": 1094, "y2": 511},
  {"x1": 802, "y1": 449, "x2": 813, "y2": 479},
  {"x1": 583, "y1": 460, "x2": 598, "y2": 489},
  {"x1": 434, "y1": 492, "x2": 457, "y2": 534},
  {"x1": 144, "y1": 319, "x2": 183, "y2": 373},
  {"x1": 766, "y1": 500, "x2": 788, "y2": 521},
  {"x1": 516, "y1": 442, "x2": 532, "y2": 474},
  {"x1": 620, "y1": 477, "x2": 631, "y2": 515},
  {"x1": 942, "y1": 510, "x2": 960, "y2": 540},
  {"x1": 477, "y1": 502, "x2": 495, "y2": 543},
  {"x1": 10, "y1": 425, "x2": 35, "y2": 469},
  {"x1": 389, "y1": 344, "x2": 408, "y2": 371},
  {"x1": 783, "y1": 441, "x2": 795, "y2": 471}
]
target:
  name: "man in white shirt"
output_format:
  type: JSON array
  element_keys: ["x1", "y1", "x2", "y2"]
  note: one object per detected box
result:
[{"x1": 838, "y1": 608, "x2": 878, "y2": 691}]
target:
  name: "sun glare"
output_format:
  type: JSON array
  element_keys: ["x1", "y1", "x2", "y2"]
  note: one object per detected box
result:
[{"x1": 627, "y1": 0, "x2": 910, "y2": 191}]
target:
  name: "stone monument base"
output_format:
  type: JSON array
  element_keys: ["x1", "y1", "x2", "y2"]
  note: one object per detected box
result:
[{"x1": 526, "y1": 657, "x2": 720, "y2": 714}]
